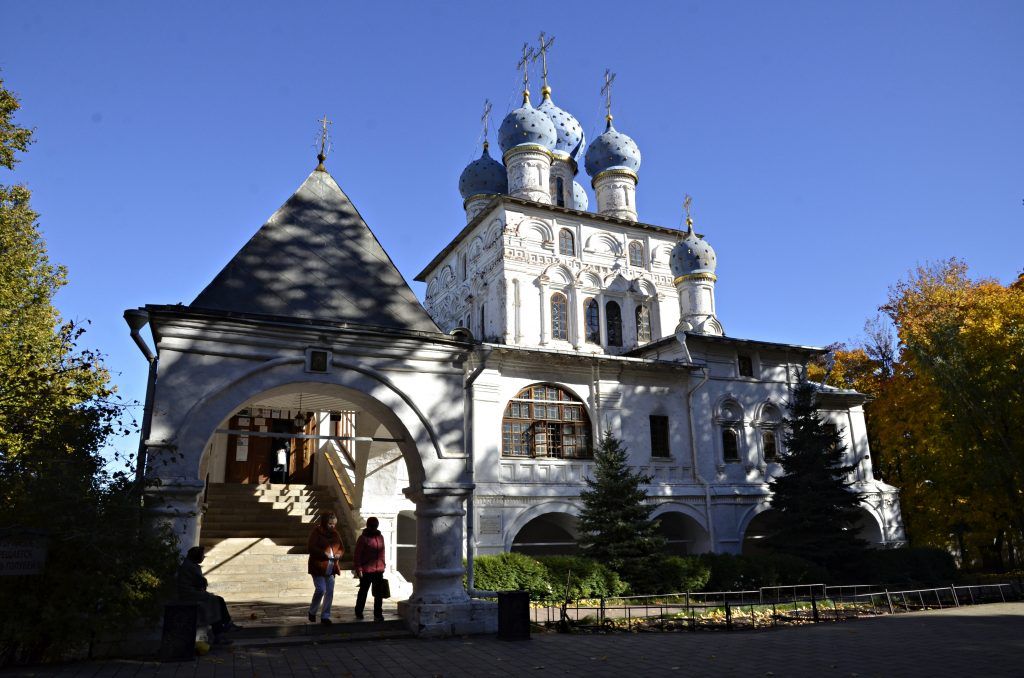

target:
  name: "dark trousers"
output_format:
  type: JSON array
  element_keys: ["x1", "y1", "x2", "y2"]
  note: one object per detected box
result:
[
  {"x1": 356, "y1": 572, "x2": 384, "y2": 618},
  {"x1": 211, "y1": 595, "x2": 232, "y2": 634}
]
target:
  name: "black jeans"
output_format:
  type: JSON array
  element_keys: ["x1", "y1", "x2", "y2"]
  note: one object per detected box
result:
[
  {"x1": 355, "y1": 572, "x2": 384, "y2": 618},
  {"x1": 211, "y1": 595, "x2": 232, "y2": 634}
]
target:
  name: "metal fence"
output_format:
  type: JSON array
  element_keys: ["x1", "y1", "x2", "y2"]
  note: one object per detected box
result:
[{"x1": 528, "y1": 583, "x2": 1015, "y2": 632}]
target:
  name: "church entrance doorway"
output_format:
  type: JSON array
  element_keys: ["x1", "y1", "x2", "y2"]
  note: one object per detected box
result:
[{"x1": 197, "y1": 384, "x2": 417, "y2": 604}]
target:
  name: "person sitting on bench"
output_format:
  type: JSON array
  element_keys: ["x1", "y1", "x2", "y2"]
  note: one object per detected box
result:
[{"x1": 176, "y1": 546, "x2": 242, "y2": 642}]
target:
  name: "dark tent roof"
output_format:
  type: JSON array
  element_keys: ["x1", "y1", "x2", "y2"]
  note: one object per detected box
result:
[{"x1": 191, "y1": 168, "x2": 440, "y2": 334}]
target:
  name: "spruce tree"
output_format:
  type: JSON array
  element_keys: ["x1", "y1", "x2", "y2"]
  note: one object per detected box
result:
[
  {"x1": 578, "y1": 429, "x2": 665, "y2": 586},
  {"x1": 766, "y1": 381, "x2": 867, "y2": 569}
]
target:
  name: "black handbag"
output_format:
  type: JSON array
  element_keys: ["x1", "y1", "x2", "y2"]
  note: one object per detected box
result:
[{"x1": 372, "y1": 577, "x2": 391, "y2": 599}]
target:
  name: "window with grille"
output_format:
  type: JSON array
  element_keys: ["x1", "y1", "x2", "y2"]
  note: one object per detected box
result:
[
  {"x1": 628, "y1": 241, "x2": 644, "y2": 267},
  {"x1": 551, "y1": 292, "x2": 568, "y2": 341},
  {"x1": 558, "y1": 229, "x2": 574, "y2": 256},
  {"x1": 635, "y1": 304, "x2": 651, "y2": 343},
  {"x1": 584, "y1": 298, "x2": 600, "y2": 344},
  {"x1": 650, "y1": 415, "x2": 670, "y2": 458},
  {"x1": 738, "y1": 354, "x2": 754, "y2": 377},
  {"x1": 606, "y1": 300, "x2": 623, "y2": 347},
  {"x1": 501, "y1": 384, "x2": 592, "y2": 459}
]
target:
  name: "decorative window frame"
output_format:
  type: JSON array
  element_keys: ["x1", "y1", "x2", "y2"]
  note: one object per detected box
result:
[
  {"x1": 500, "y1": 383, "x2": 594, "y2": 460},
  {"x1": 628, "y1": 240, "x2": 645, "y2": 267},
  {"x1": 583, "y1": 297, "x2": 600, "y2": 345},
  {"x1": 550, "y1": 292, "x2": 569, "y2": 341},
  {"x1": 713, "y1": 396, "x2": 746, "y2": 471},
  {"x1": 605, "y1": 299, "x2": 623, "y2": 347},
  {"x1": 558, "y1": 228, "x2": 575, "y2": 256},
  {"x1": 753, "y1": 401, "x2": 783, "y2": 464}
]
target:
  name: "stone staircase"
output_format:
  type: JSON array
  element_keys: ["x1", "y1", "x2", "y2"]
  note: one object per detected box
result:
[{"x1": 200, "y1": 483, "x2": 356, "y2": 602}]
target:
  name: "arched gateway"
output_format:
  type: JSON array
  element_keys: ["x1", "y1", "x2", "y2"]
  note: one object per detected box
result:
[{"x1": 127, "y1": 166, "x2": 493, "y2": 636}]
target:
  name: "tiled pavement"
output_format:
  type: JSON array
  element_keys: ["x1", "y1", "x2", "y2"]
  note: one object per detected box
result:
[{"x1": 9, "y1": 602, "x2": 1023, "y2": 677}]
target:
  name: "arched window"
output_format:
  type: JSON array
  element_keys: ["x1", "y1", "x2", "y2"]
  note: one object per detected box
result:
[
  {"x1": 761, "y1": 429, "x2": 778, "y2": 461},
  {"x1": 718, "y1": 400, "x2": 743, "y2": 463},
  {"x1": 558, "y1": 229, "x2": 574, "y2": 256},
  {"x1": 584, "y1": 298, "x2": 600, "y2": 344},
  {"x1": 556, "y1": 177, "x2": 566, "y2": 207},
  {"x1": 628, "y1": 241, "x2": 644, "y2": 267},
  {"x1": 550, "y1": 292, "x2": 568, "y2": 341},
  {"x1": 722, "y1": 429, "x2": 740, "y2": 462},
  {"x1": 502, "y1": 384, "x2": 592, "y2": 459},
  {"x1": 606, "y1": 301, "x2": 622, "y2": 347},
  {"x1": 635, "y1": 304, "x2": 651, "y2": 343},
  {"x1": 759, "y1": 404, "x2": 782, "y2": 462}
]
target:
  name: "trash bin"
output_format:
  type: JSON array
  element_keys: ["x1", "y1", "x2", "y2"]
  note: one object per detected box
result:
[
  {"x1": 159, "y1": 602, "x2": 198, "y2": 662},
  {"x1": 497, "y1": 590, "x2": 530, "y2": 640}
]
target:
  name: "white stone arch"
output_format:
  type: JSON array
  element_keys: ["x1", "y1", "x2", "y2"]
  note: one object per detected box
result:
[
  {"x1": 426, "y1": 277, "x2": 439, "y2": 300},
  {"x1": 753, "y1": 399, "x2": 784, "y2": 424},
  {"x1": 737, "y1": 500, "x2": 777, "y2": 550},
  {"x1": 651, "y1": 501, "x2": 708, "y2": 530},
  {"x1": 503, "y1": 500, "x2": 582, "y2": 552},
  {"x1": 584, "y1": 232, "x2": 622, "y2": 256},
  {"x1": 495, "y1": 381, "x2": 595, "y2": 458},
  {"x1": 484, "y1": 218, "x2": 504, "y2": 246},
  {"x1": 496, "y1": 380, "x2": 594, "y2": 422},
  {"x1": 521, "y1": 219, "x2": 553, "y2": 244},
  {"x1": 603, "y1": 272, "x2": 632, "y2": 292},
  {"x1": 713, "y1": 393, "x2": 746, "y2": 422},
  {"x1": 651, "y1": 503, "x2": 712, "y2": 554},
  {"x1": 541, "y1": 263, "x2": 574, "y2": 287},
  {"x1": 636, "y1": 277, "x2": 657, "y2": 297},
  {"x1": 438, "y1": 265, "x2": 455, "y2": 289},
  {"x1": 853, "y1": 503, "x2": 887, "y2": 547},
  {"x1": 577, "y1": 270, "x2": 602, "y2": 289},
  {"x1": 175, "y1": 360, "x2": 447, "y2": 493},
  {"x1": 468, "y1": 236, "x2": 484, "y2": 260}
]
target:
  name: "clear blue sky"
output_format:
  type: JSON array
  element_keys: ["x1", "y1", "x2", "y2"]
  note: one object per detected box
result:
[{"x1": 4, "y1": 1, "x2": 1022, "y2": 460}]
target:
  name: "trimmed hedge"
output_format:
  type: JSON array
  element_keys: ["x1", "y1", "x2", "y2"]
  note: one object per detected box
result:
[
  {"x1": 467, "y1": 548, "x2": 961, "y2": 600},
  {"x1": 537, "y1": 556, "x2": 626, "y2": 600},
  {"x1": 468, "y1": 552, "x2": 552, "y2": 599}
]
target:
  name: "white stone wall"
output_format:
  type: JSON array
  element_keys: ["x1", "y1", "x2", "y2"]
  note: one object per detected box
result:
[{"x1": 423, "y1": 203, "x2": 682, "y2": 352}]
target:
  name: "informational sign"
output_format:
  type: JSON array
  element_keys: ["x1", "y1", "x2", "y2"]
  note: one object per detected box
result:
[
  {"x1": 235, "y1": 435, "x2": 249, "y2": 461},
  {"x1": 478, "y1": 514, "x2": 502, "y2": 535},
  {"x1": 0, "y1": 529, "x2": 49, "y2": 576}
]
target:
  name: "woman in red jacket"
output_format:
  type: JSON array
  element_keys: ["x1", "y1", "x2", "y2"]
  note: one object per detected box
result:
[
  {"x1": 307, "y1": 512, "x2": 344, "y2": 625},
  {"x1": 353, "y1": 516, "x2": 386, "y2": 620}
]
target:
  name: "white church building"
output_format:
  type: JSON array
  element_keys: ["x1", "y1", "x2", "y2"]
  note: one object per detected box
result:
[{"x1": 128, "y1": 56, "x2": 905, "y2": 636}]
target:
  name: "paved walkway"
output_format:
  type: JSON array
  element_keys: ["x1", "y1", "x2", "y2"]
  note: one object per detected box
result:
[{"x1": 10, "y1": 602, "x2": 1024, "y2": 677}]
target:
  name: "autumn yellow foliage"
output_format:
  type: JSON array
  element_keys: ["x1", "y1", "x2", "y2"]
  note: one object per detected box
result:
[{"x1": 814, "y1": 260, "x2": 1023, "y2": 569}]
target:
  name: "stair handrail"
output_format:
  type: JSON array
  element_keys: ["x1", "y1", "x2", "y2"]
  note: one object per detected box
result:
[{"x1": 323, "y1": 445, "x2": 356, "y2": 510}]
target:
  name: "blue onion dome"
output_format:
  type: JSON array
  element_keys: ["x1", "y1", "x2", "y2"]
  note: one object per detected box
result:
[
  {"x1": 584, "y1": 117, "x2": 642, "y2": 178},
  {"x1": 537, "y1": 87, "x2": 585, "y2": 164},
  {"x1": 459, "y1": 141, "x2": 508, "y2": 200},
  {"x1": 572, "y1": 180, "x2": 589, "y2": 211},
  {"x1": 498, "y1": 93, "x2": 557, "y2": 155},
  {"x1": 670, "y1": 221, "x2": 717, "y2": 279}
]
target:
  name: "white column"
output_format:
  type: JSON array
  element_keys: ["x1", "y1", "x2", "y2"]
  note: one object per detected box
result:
[{"x1": 538, "y1": 278, "x2": 549, "y2": 345}]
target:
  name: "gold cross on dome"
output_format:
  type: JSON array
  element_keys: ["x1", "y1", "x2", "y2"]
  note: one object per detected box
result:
[
  {"x1": 683, "y1": 195, "x2": 693, "y2": 224},
  {"x1": 535, "y1": 32, "x2": 555, "y2": 90},
  {"x1": 601, "y1": 69, "x2": 617, "y2": 121},
  {"x1": 517, "y1": 42, "x2": 536, "y2": 97}
]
